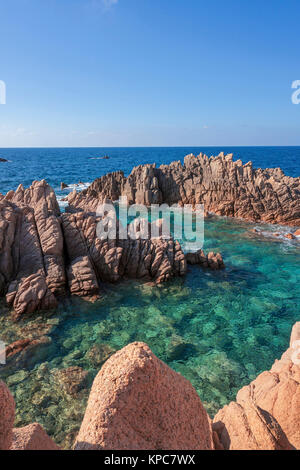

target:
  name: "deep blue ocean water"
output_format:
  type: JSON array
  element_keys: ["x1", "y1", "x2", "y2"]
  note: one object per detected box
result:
[
  {"x1": 0, "y1": 146, "x2": 300, "y2": 196},
  {"x1": 0, "y1": 147, "x2": 299, "y2": 448}
]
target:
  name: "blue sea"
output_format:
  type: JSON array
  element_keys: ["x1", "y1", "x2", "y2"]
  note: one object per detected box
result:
[{"x1": 0, "y1": 146, "x2": 299, "y2": 448}]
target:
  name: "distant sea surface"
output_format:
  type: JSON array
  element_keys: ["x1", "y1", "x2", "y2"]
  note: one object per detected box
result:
[
  {"x1": 0, "y1": 146, "x2": 300, "y2": 196},
  {"x1": 0, "y1": 146, "x2": 299, "y2": 448}
]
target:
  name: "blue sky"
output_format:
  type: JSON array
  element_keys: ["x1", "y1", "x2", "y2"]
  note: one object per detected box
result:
[{"x1": 0, "y1": 0, "x2": 299, "y2": 147}]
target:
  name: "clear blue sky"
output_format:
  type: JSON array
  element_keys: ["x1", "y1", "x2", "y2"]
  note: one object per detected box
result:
[{"x1": 0, "y1": 0, "x2": 300, "y2": 147}]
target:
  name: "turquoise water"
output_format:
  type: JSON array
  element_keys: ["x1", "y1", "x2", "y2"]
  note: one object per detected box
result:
[{"x1": 0, "y1": 215, "x2": 299, "y2": 448}]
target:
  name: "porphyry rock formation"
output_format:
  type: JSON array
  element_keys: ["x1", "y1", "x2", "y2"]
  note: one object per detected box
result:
[
  {"x1": 0, "y1": 175, "x2": 228, "y2": 315},
  {"x1": 0, "y1": 180, "x2": 64, "y2": 318},
  {"x1": 0, "y1": 180, "x2": 192, "y2": 316},
  {"x1": 11, "y1": 423, "x2": 60, "y2": 450},
  {"x1": 67, "y1": 152, "x2": 300, "y2": 226},
  {"x1": 75, "y1": 342, "x2": 214, "y2": 450},
  {"x1": 186, "y1": 249, "x2": 225, "y2": 269},
  {"x1": 213, "y1": 322, "x2": 300, "y2": 450},
  {"x1": 0, "y1": 380, "x2": 15, "y2": 450}
]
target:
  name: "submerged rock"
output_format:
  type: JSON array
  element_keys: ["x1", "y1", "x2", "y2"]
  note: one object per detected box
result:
[
  {"x1": 4, "y1": 336, "x2": 53, "y2": 370},
  {"x1": 75, "y1": 342, "x2": 214, "y2": 450},
  {"x1": 85, "y1": 343, "x2": 116, "y2": 368},
  {"x1": 53, "y1": 366, "x2": 89, "y2": 396}
]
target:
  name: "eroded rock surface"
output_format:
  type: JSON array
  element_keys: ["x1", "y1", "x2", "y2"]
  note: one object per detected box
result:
[
  {"x1": 0, "y1": 380, "x2": 15, "y2": 450},
  {"x1": 11, "y1": 423, "x2": 60, "y2": 450},
  {"x1": 213, "y1": 322, "x2": 300, "y2": 450},
  {"x1": 75, "y1": 342, "x2": 214, "y2": 450},
  {"x1": 67, "y1": 152, "x2": 300, "y2": 226}
]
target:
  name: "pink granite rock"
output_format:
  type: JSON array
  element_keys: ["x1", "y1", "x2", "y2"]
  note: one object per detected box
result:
[
  {"x1": 75, "y1": 342, "x2": 214, "y2": 450},
  {"x1": 11, "y1": 423, "x2": 60, "y2": 450},
  {"x1": 67, "y1": 153, "x2": 300, "y2": 226},
  {"x1": 0, "y1": 381, "x2": 15, "y2": 450},
  {"x1": 213, "y1": 322, "x2": 300, "y2": 450}
]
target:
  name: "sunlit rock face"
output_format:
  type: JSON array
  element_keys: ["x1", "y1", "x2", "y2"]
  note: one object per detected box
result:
[
  {"x1": 75, "y1": 342, "x2": 214, "y2": 450},
  {"x1": 0, "y1": 380, "x2": 15, "y2": 450},
  {"x1": 213, "y1": 322, "x2": 300, "y2": 450},
  {"x1": 67, "y1": 153, "x2": 300, "y2": 226}
]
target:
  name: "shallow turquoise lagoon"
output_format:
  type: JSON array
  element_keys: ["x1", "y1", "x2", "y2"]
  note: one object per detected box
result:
[{"x1": 0, "y1": 216, "x2": 299, "y2": 448}]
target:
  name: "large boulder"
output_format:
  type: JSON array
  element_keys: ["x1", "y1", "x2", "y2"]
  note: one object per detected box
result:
[
  {"x1": 213, "y1": 322, "x2": 300, "y2": 450},
  {"x1": 75, "y1": 342, "x2": 214, "y2": 450},
  {"x1": 11, "y1": 423, "x2": 60, "y2": 450},
  {"x1": 0, "y1": 381, "x2": 15, "y2": 450}
]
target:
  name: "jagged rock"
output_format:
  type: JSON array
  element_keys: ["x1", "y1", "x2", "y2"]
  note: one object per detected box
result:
[
  {"x1": 213, "y1": 322, "x2": 300, "y2": 450},
  {"x1": 67, "y1": 256, "x2": 99, "y2": 297},
  {"x1": 0, "y1": 381, "x2": 15, "y2": 450},
  {"x1": 213, "y1": 401, "x2": 293, "y2": 450},
  {"x1": 6, "y1": 274, "x2": 57, "y2": 319},
  {"x1": 0, "y1": 180, "x2": 65, "y2": 316},
  {"x1": 68, "y1": 153, "x2": 300, "y2": 226},
  {"x1": 0, "y1": 158, "x2": 8, "y2": 162},
  {"x1": 11, "y1": 423, "x2": 60, "y2": 450},
  {"x1": 60, "y1": 182, "x2": 68, "y2": 190},
  {"x1": 75, "y1": 342, "x2": 214, "y2": 450},
  {"x1": 294, "y1": 229, "x2": 300, "y2": 236},
  {"x1": 53, "y1": 366, "x2": 89, "y2": 396},
  {"x1": 185, "y1": 249, "x2": 225, "y2": 269},
  {"x1": 61, "y1": 211, "x2": 186, "y2": 286}
]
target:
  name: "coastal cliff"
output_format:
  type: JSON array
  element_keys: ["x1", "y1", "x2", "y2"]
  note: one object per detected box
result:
[{"x1": 0, "y1": 322, "x2": 299, "y2": 450}]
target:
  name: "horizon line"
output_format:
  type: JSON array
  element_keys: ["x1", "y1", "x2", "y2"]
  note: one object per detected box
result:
[{"x1": 1, "y1": 145, "x2": 300, "y2": 150}]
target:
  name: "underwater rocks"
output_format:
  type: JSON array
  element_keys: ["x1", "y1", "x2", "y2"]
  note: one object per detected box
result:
[
  {"x1": 0, "y1": 381, "x2": 15, "y2": 450},
  {"x1": 85, "y1": 343, "x2": 116, "y2": 368},
  {"x1": 67, "y1": 152, "x2": 300, "y2": 226},
  {"x1": 213, "y1": 322, "x2": 300, "y2": 450},
  {"x1": 4, "y1": 336, "x2": 53, "y2": 371},
  {"x1": 53, "y1": 366, "x2": 89, "y2": 397},
  {"x1": 75, "y1": 342, "x2": 214, "y2": 450},
  {"x1": 11, "y1": 423, "x2": 60, "y2": 450}
]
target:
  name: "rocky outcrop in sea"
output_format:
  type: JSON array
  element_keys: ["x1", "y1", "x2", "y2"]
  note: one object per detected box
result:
[
  {"x1": 1, "y1": 150, "x2": 299, "y2": 317},
  {"x1": 0, "y1": 322, "x2": 299, "y2": 450},
  {"x1": 67, "y1": 152, "x2": 300, "y2": 226},
  {"x1": 0, "y1": 178, "x2": 224, "y2": 317}
]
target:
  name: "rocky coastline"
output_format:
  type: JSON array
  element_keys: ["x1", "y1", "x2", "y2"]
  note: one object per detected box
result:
[
  {"x1": 0, "y1": 152, "x2": 299, "y2": 318},
  {"x1": 0, "y1": 322, "x2": 299, "y2": 450},
  {"x1": 67, "y1": 152, "x2": 300, "y2": 226}
]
